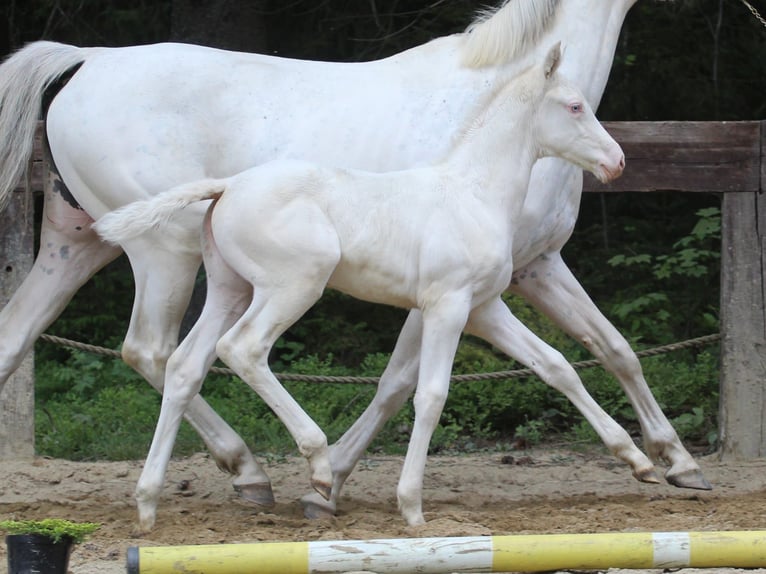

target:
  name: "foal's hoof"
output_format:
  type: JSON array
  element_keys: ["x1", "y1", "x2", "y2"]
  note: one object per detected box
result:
[
  {"x1": 301, "y1": 492, "x2": 336, "y2": 520},
  {"x1": 666, "y1": 469, "x2": 713, "y2": 491},
  {"x1": 311, "y1": 479, "x2": 333, "y2": 502},
  {"x1": 233, "y1": 482, "x2": 276, "y2": 507},
  {"x1": 633, "y1": 467, "x2": 662, "y2": 485}
]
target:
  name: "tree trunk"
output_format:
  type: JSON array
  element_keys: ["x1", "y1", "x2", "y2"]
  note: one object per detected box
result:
[{"x1": 0, "y1": 189, "x2": 35, "y2": 460}]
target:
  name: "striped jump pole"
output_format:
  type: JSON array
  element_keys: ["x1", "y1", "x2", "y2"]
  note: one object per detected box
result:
[{"x1": 127, "y1": 530, "x2": 766, "y2": 574}]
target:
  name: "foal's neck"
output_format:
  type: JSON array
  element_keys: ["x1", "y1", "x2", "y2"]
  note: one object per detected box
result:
[{"x1": 446, "y1": 81, "x2": 541, "y2": 205}]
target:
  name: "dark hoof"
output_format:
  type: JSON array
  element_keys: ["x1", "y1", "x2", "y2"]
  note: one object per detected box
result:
[
  {"x1": 666, "y1": 469, "x2": 713, "y2": 490},
  {"x1": 311, "y1": 479, "x2": 333, "y2": 501},
  {"x1": 633, "y1": 467, "x2": 662, "y2": 485},
  {"x1": 233, "y1": 482, "x2": 276, "y2": 507},
  {"x1": 301, "y1": 493, "x2": 336, "y2": 520}
]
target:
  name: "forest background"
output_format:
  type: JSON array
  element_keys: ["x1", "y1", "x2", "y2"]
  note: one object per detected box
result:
[{"x1": 2, "y1": 0, "x2": 765, "y2": 461}]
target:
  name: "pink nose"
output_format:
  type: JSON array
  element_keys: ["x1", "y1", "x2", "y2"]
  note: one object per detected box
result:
[{"x1": 602, "y1": 153, "x2": 625, "y2": 182}]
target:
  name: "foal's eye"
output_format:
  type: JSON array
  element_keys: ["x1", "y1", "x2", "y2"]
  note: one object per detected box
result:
[{"x1": 568, "y1": 102, "x2": 583, "y2": 114}]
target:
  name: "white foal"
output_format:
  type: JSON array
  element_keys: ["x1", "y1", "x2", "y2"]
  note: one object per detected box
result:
[{"x1": 97, "y1": 44, "x2": 629, "y2": 528}]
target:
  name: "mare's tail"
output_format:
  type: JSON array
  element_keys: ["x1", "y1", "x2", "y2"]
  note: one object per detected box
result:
[
  {"x1": 0, "y1": 41, "x2": 89, "y2": 211},
  {"x1": 93, "y1": 179, "x2": 227, "y2": 245}
]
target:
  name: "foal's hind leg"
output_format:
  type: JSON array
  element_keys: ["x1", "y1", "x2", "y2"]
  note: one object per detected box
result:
[
  {"x1": 509, "y1": 252, "x2": 710, "y2": 490},
  {"x1": 216, "y1": 268, "x2": 339, "y2": 502},
  {"x1": 217, "y1": 290, "x2": 333, "y2": 500},
  {"x1": 466, "y1": 296, "x2": 660, "y2": 485}
]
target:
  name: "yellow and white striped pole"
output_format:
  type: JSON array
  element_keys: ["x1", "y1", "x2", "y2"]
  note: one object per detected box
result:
[{"x1": 126, "y1": 530, "x2": 766, "y2": 574}]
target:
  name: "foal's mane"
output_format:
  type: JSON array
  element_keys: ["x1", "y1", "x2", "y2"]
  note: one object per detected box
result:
[
  {"x1": 461, "y1": 0, "x2": 561, "y2": 68},
  {"x1": 446, "y1": 60, "x2": 548, "y2": 158}
]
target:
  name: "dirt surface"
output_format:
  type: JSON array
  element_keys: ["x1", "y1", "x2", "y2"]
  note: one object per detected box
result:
[{"x1": 1, "y1": 448, "x2": 765, "y2": 573}]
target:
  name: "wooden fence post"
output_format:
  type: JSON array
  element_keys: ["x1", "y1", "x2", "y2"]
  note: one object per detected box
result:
[
  {"x1": 0, "y1": 188, "x2": 35, "y2": 459},
  {"x1": 718, "y1": 125, "x2": 766, "y2": 458}
]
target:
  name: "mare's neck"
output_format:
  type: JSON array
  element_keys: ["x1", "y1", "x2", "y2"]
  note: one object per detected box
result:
[
  {"x1": 473, "y1": 0, "x2": 637, "y2": 110},
  {"x1": 542, "y1": 0, "x2": 637, "y2": 108}
]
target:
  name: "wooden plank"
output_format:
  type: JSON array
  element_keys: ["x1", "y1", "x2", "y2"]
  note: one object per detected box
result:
[
  {"x1": 19, "y1": 120, "x2": 764, "y2": 195},
  {"x1": 762, "y1": 120, "x2": 766, "y2": 195},
  {"x1": 0, "y1": 189, "x2": 35, "y2": 460},
  {"x1": 719, "y1": 186, "x2": 766, "y2": 459},
  {"x1": 583, "y1": 121, "x2": 762, "y2": 193},
  {"x1": 12, "y1": 121, "x2": 44, "y2": 193}
]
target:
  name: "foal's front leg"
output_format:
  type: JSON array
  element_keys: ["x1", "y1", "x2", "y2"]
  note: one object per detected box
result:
[
  {"x1": 301, "y1": 310, "x2": 423, "y2": 519},
  {"x1": 397, "y1": 294, "x2": 470, "y2": 526}
]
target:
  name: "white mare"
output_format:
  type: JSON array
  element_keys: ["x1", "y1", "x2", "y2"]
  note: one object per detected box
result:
[
  {"x1": 0, "y1": 0, "x2": 709, "y2": 516},
  {"x1": 96, "y1": 44, "x2": 627, "y2": 528}
]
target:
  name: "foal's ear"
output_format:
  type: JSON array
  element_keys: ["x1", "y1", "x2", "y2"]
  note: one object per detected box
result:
[{"x1": 543, "y1": 41, "x2": 563, "y2": 79}]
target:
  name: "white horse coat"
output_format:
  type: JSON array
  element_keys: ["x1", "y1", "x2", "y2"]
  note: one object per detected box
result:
[
  {"x1": 96, "y1": 45, "x2": 627, "y2": 527},
  {"x1": 0, "y1": 0, "x2": 709, "y2": 520}
]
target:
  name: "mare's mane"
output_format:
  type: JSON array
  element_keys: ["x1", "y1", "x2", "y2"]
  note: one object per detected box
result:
[{"x1": 461, "y1": 0, "x2": 561, "y2": 68}]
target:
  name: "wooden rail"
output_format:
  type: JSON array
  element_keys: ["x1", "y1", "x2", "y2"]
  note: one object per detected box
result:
[
  {"x1": 3, "y1": 120, "x2": 766, "y2": 460},
  {"x1": 584, "y1": 121, "x2": 763, "y2": 193}
]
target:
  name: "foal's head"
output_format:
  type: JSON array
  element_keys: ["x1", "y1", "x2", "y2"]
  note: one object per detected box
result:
[{"x1": 532, "y1": 43, "x2": 625, "y2": 183}]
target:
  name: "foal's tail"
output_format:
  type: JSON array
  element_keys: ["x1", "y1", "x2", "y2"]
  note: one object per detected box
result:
[
  {"x1": 0, "y1": 41, "x2": 90, "y2": 212},
  {"x1": 94, "y1": 179, "x2": 227, "y2": 245}
]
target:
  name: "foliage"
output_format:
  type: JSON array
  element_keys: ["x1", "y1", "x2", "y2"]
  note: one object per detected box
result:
[
  {"x1": 0, "y1": 519, "x2": 99, "y2": 544},
  {"x1": 605, "y1": 207, "x2": 721, "y2": 342}
]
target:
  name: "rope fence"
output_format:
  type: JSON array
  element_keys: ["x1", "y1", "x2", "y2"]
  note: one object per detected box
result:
[
  {"x1": 740, "y1": 0, "x2": 766, "y2": 29},
  {"x1": 38, "y1": 332, "x2": 721, "y2": 385}
]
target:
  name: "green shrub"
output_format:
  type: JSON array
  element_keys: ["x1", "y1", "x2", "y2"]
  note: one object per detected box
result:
[{"x1": 0, "y1": 519, "x2": 99, "y2": 544}]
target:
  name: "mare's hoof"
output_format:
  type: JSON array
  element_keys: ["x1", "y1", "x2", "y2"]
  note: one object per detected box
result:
[
  {"x1": 233, "y1": 482, "x2": 276, "y2": 507},
  {"x1": 666, "y1": 469, "x2": 713, "y2": 490},
  {"x1": 301, "y1": 492, "x2": 336, "y2": 520},
  {"x1": 633, "y1": 467, "x2": 662, "y2": 485}
]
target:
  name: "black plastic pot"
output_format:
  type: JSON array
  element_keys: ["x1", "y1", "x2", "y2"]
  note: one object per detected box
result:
[{"x1": 6, "y1": 534, "x2": 73, "y2": 574}]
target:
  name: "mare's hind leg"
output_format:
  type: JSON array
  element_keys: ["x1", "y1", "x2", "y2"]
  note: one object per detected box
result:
[
  {"x1": 120, "y1": 234, "x2": 272, "y2": 500},
  {"x1": 0, "y1": 187, "x2": 121, "y2": 388},
  {"x1": 134, "y1": 226, "x2": 256, "y2": 533},
  {"x1": 509, "y1": 252, "x2": 710, "y2": 489},
  {"x1": 465, "y1": 296, "x2": 660, "y2": 484}
]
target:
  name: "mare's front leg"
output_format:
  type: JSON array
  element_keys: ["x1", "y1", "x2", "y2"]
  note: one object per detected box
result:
[
  {"x1": 133, "y1": 230, "x2": 256, "y2": 533},
  {"x1": 397, "y1": 294, "x2": 470, "y2": 526},
  {"x1": 509, "y1": 252, "x2": 710, "y2": 489},
  {"x1": 119, "y1": 233, "x2": 272, "y2": 503},
  {"x1": 301, "y1": 309, "x2": 423, "y2": 519},
  {"x1": 466, "y1": 296, "x2": 659, "y2": 484},
  {"x1": 0, "y1": 185, "x2": 121, "y2": 389}
]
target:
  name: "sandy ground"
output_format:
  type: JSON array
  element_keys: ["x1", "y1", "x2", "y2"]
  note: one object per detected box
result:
[{"x1": 1, "y1": 447, "x2": 765, "y2": 573}]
